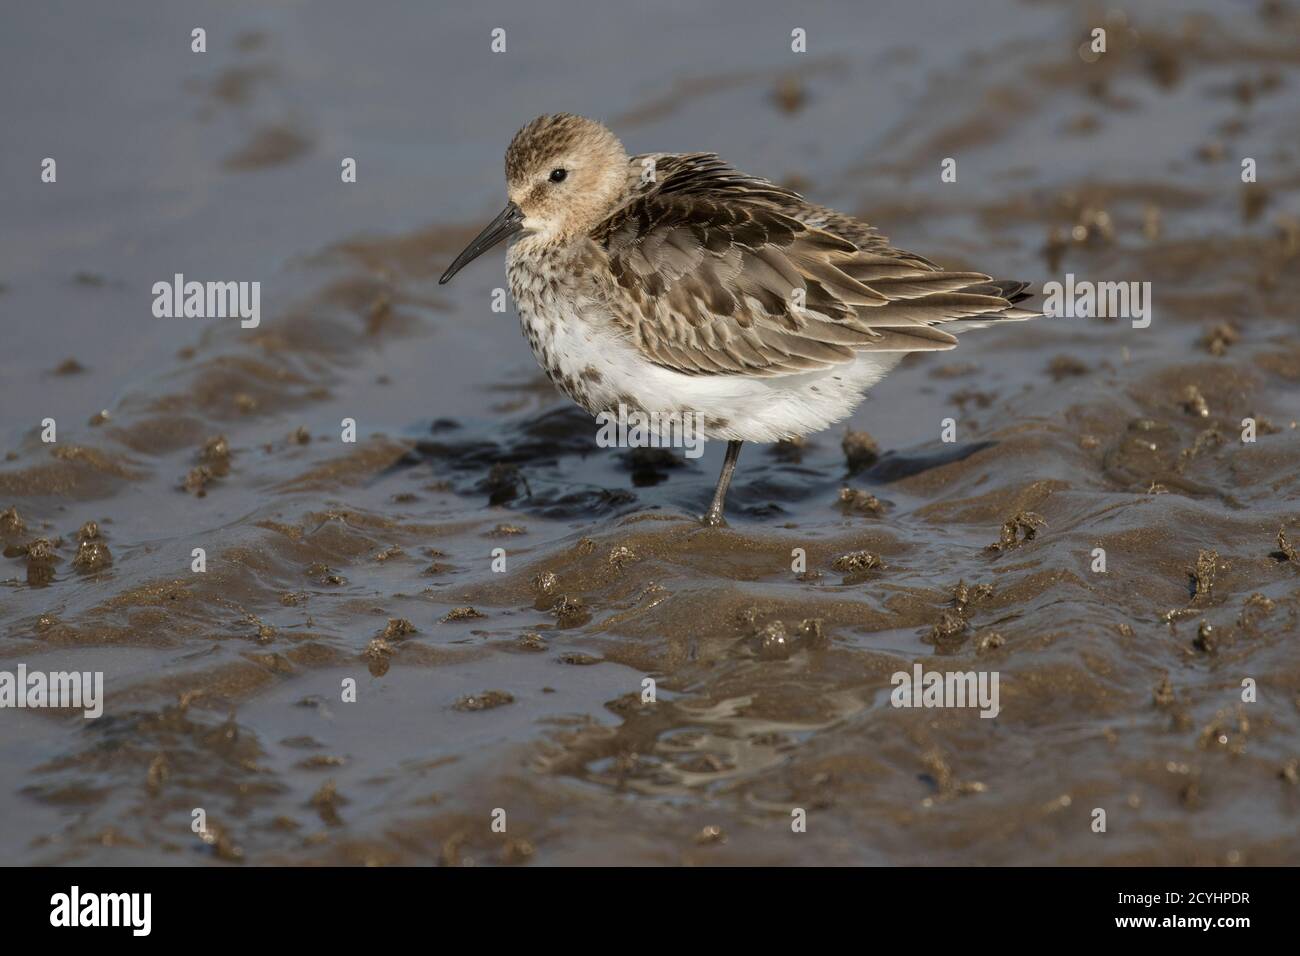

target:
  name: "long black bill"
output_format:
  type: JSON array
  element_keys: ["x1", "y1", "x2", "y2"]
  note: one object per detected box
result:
[{"x1": 439, "y1": 202, "x2": 525, "y2": 284}]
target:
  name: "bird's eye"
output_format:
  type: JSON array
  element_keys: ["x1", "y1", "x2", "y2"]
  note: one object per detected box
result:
[{"x1": 549, "y1": 168, "x2": 568, "y2": 183}]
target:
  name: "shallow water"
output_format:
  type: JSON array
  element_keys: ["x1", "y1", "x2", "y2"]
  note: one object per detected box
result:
[{"x1": 1, "y1": 0, "x2": 1298, "y2": 865}]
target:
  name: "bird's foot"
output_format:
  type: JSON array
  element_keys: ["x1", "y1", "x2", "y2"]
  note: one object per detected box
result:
[{"x1": 700, "y1": 509, "x2": 728, "y2": 528}]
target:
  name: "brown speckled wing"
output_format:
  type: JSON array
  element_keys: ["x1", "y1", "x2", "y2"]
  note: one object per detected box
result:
[{"x1": 595, "y1": 154, "x2": 1032, "y2": 377}]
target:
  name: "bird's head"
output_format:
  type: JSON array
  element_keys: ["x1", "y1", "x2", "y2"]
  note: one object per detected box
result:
[{"x1": 440, "y1": 113, "x2": 629, "y2": 284}]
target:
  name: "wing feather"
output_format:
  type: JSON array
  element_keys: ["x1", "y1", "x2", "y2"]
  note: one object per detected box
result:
[{"x1": 592, "y1": 153, "x2": 1036, "y2": 376}]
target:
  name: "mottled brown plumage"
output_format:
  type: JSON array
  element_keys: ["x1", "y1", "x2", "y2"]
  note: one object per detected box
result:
[{"x1": 594, "y1": 151, "x2": 1034, "y2": 377}]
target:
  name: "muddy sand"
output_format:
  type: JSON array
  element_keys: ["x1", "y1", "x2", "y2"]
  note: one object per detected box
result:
[{"x1": 1, "y1": 0, "x2": 1298, "y2": 864}]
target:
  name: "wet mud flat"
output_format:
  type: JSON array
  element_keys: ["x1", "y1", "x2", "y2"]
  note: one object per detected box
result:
[{"x1": 1, "y1": 0, "x2": 1299, "y2": 864}]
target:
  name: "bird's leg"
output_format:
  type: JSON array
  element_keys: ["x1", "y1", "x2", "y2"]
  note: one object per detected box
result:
[{"x1": 702, "y1": 440, "x2": 743, "y2": 527}]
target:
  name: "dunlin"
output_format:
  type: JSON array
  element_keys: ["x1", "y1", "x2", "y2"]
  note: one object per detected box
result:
[{"x1": 440, "y1": 113, "x2": 1039, "y2": 525}]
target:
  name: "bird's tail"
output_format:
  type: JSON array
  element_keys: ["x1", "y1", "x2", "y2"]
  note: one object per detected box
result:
[{"x1": 944, "y1": 278, "x2": 1041, "y2": 331}]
